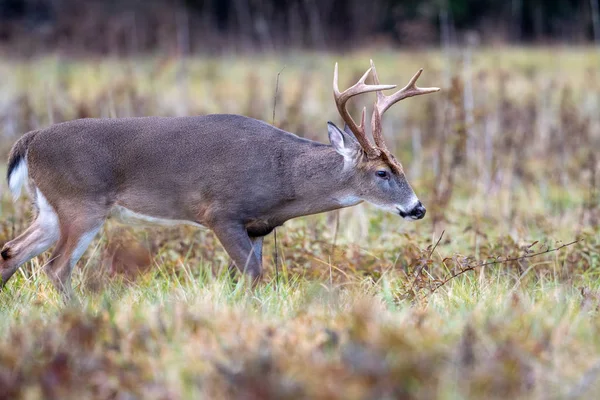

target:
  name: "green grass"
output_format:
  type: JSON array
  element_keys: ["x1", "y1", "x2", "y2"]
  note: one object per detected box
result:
[
  {"x1": 1, "y1": 46, "x2": 600, "y2": 399},
  {"x1": 3, "y1": 264, "x2": 600, "y2": 399}
]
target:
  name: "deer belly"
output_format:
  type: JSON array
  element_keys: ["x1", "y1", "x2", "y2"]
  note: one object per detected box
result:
[{"x1": 109, "y1": 205, "x2": 205, "y2": 228}]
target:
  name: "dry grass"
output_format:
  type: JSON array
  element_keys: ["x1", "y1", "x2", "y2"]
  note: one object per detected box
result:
[{"x1": 1, "y1": 47, "x2": 600, "y2": 399}]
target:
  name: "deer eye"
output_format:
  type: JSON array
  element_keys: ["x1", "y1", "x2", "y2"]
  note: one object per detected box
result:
[{"x1": 376, "y1": 170, "x2": 389, "y2": 179}]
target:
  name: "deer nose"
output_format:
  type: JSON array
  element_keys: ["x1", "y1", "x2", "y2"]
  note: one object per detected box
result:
[{"x1": 409, "y1": 201, "x2": 426, "y2": 220}]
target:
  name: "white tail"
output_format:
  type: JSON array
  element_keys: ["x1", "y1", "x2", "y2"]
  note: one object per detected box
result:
[{"x1": 8, "y1": 158, "x2": 28, "y2": 201}]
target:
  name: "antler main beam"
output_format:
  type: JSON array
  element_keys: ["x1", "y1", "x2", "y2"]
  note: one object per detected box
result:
[{"x1": 333, "y1": 63, "x2": 396, "y2": 158}]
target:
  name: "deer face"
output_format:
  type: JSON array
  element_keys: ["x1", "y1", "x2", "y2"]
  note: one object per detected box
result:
[
  {"x1": 328, "y1": 122, "x2": 425, "y2": 220},
  {"x1": 330, "y1": 60, "x2": 438, "y2": 221},
  {"x1": 362, "y1": 161, "x2": 425, "y2": 220}
]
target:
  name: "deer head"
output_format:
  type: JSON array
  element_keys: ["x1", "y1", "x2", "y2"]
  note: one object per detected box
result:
[{"x1": 329, "y1": 60, "x2": 440, "y2": 220}]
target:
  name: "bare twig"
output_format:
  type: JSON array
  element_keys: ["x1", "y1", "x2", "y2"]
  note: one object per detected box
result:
[
  {"x1": 429, "y1": 230, "x2": 445, "y2": 259},
  {"x1": 274, "y1": 228, "x2": 279, "y2": 289},
  {"x1": 410, "y1": 230, "x2": 445, "y2": 297},
  {"x1": 430, "y1": 239, "x2": 582, "y2": 294},
  {"x1": 272, "y1": 66, "x2": 285, "y2": 289},
  {"x1": 272, "y1": 66, "x2": 286, "y2": 126},
  {"x1": 330, "y1": 210, "x2": 340, "y2": 262}
]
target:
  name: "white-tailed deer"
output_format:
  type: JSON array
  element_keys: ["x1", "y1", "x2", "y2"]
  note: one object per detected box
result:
[{"x1": 1, "y1": 60, "x2": 439, "y2": 298}]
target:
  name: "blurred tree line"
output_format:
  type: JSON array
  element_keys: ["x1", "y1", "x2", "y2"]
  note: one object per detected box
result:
[{"x1": 0, "y1": 0, "x2": 598, "y2": 54}]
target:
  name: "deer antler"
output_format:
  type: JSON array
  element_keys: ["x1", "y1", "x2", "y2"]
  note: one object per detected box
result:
[
  {"x1": 333, "y1": 63, "x2": 396, "y2": 158},
  {"x1": 370, "y1": 59, "x2": 440, "y2": 153}
]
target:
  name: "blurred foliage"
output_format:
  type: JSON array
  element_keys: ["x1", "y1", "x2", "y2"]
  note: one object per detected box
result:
[{"x1": 0, "y1": 0, "x2": 598, "y2": 55}]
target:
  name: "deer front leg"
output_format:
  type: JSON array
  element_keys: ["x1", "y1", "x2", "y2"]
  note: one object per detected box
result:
[
  {"x1": 227, "y1": 236, "x2": 264, "y2": 280},
  {"x1": 212, "y1": 223, "x2": 263, "y2": 282},
  {"x1": 249, "y1": 236, "x2": 264, "y2": 265}
]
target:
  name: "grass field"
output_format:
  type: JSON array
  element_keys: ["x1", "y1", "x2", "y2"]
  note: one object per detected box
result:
[{"x1": 1, "y1": 47, "x2": 600, "y2": 399}]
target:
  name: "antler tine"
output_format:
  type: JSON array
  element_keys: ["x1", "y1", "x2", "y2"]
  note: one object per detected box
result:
[
  {"x1": 369, "y1": 59, "x2": 386, "y2": 104},
  {"x1": 333, "y1": 62, "x2": 396, "y2": 158},
  {"x1": 370, "y1": 59, "x2": 440, "y2": 152},
  {"x1": 371, "y1": 60, "x2": 440, "y2": 117}
]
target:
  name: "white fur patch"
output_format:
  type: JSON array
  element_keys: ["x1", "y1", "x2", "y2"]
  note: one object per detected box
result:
[
  {"x1": 36, "y1": 189, "x2": 59, "y2": 230},
  {"x1": 371, "y1": 196, "x2": 421, "y2": 219},
  {"x1": 8, "y1": 158, "x2": 28, "y2": 201},
  {"x1": 110, "y1": 206, "x2": 205, "y2": 228},
  {"x1": 71, "y1": 225, "x2": 103, "y2": 266},
  {"x1": 35, "y1": 188, "x2": 60, "y2": 246},
  {"x1": 335, "y1": 195, "x2": 363, "y2": 207},
  {"x1": 397, "y1": 197, "x2": 420, "y2": 214}
]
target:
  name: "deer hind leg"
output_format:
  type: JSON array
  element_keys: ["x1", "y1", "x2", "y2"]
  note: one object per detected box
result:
[
  {"x1": 44, "y1": 214, "x2": 105, "y2": 301},
  {"x1": 0, "y1": 189, "x2": 60, "y2": 288}
]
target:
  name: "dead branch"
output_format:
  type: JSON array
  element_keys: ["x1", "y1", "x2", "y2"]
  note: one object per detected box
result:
[{"x1": 429, "y1": 238, "x2": 582, "y2": 294}]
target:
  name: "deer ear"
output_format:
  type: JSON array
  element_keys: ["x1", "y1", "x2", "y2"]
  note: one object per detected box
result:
[
  {"x1": 328, "y1": 122, "x2": 361, "y2": 160},
  {"x1": 343, "y1": 124, "x2": 355, "y2": 138}
]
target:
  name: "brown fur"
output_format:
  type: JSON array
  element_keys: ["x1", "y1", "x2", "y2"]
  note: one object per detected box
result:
[{"x1": 1, "y1": 114, "x2": 422, "y2": 297}]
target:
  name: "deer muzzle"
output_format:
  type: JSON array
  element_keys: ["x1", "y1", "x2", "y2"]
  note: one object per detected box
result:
[{"x1": 399, "y1": 201, "x2": 426, "y2": 220}]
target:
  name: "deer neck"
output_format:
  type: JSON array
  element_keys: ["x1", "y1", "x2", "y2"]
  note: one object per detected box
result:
[{"x1": 275, "y1": 146, "x2": 362, "y2": 222}]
